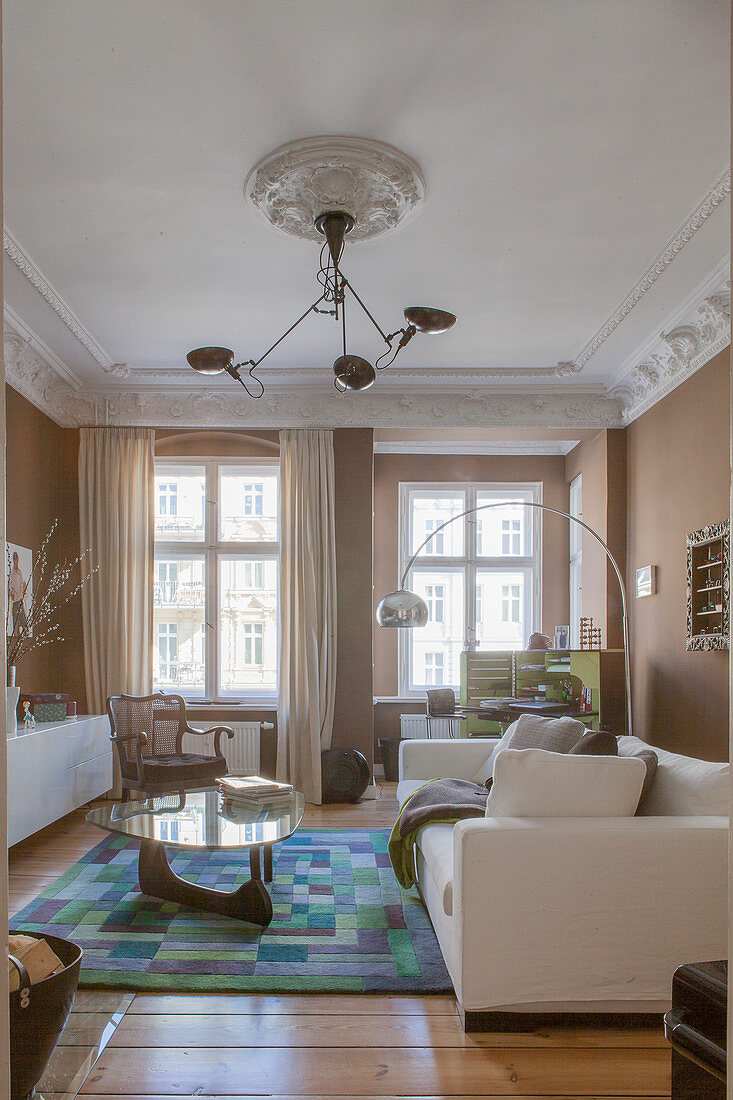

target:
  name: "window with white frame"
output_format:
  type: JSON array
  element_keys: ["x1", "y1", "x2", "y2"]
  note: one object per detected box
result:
[
  {"x1": 153, "y1": 460, "x2": 279, "y2": 700},
  {"x1": 400, "y1": 483, "x2": 541, "y2": 694}
]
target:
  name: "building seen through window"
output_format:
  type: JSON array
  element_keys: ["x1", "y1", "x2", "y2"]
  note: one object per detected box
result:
[
  {"x1": 400, "y1": 483, "x2": 540, "y2": 694},
  {"x1": 154, "y1": 461, "x2": 278, "y2": 699}
]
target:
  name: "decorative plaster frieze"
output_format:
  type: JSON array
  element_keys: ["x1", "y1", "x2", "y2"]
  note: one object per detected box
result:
[
  {"x1": 244, "y1": 136, "x2": 425, "y2": 242},
  {"x1": 612, "y1": 277, "x2": 731, "y2": 423},
  {"x1": 4, "y1": 304, "x2": 82, "y2": 390},
  {"x1": 560, "y1": 167, "x2": 730, "y2": 376},
  {"x1": 2, "y1": 330, "x2": 626, "y2": 429},
  {"x1": 3, "y1": 228, "x2": 129, "y2": 377},
  {"x1": 92, "y1": 386, "x2": 625, "y2": 430},
  {"x1": 4, "y1": 332, "x2": 102, "y2": 424}
]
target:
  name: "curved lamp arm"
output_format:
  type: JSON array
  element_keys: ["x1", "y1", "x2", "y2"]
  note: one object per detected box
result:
[{"x1": 377, "y1": 499, "x2": 632, "y2": 739}]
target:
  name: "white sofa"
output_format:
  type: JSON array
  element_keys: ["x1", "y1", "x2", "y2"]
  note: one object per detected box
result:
[{"x1": 397, "y1": 735, "x2": 728, "y2": 1029}]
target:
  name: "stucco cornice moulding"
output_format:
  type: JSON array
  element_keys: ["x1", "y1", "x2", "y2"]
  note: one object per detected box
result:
[
  {"x1": 1, "y1": 333, "x2": 625, "y2": 428},
  {"x1": 4, "y1": 331, "x2": 102, "y2": 424},
  {"x1": 563, "y1": 167, "x2": 731, "y2": 375},
  {"x1": 118, "y1": 364, "x2": 588, "y2": 385},
  {"x1": 374, "y1": 441, "x2": 579, "y2": 456},
  {"x1": 612, "y1": 274, "x2": 730, "y2": 424},
  {"x1": 3, "y1": 228, "x2": 130, "y2": 378},
  {"x1": 4, "y1": 304, "x2": 82, "y2": 390}
]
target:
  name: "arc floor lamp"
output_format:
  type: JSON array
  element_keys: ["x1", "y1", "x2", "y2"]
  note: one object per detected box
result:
[{"x1": 376, "y1": 500, "x2": 633, "y2": 739}]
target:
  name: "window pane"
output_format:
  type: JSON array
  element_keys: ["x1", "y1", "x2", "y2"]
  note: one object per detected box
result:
[
  {"x1": 476, "y1": 492, "x2": 533, "y2": 557},
  {"x1": 410, "y1": 568, "x2": 464, "y2": 689},
  {"x1": 155, "y1": 467, "x2": 205, "y2": 542},
  {"x1": 475, "y1": 568, "x2": 529, "y2": 650},
  {"x1": 219, "y1": 558, "x2": 277, "y2": 693},
  {"x1": 410, "y1": 492, "x2": 465, "y2": 557},
  {"x1": 153, "y1": 555, "x2": 205, "y2": 693},
  {"x1": 219, "y1": 467, "x2": 278, "y2": 542}
]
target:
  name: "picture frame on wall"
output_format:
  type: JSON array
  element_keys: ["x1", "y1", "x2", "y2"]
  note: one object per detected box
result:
[
  {"x1": 6, "y1": 542, "x2": 33, "y2": 639},
  {"x1": 635, "y1": 565, "x2": 656, "y2": 599}
]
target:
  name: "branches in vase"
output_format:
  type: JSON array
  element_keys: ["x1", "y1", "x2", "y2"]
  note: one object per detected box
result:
[{"x1": 6, "y1": 519, "x2": 98, "y2": 668}]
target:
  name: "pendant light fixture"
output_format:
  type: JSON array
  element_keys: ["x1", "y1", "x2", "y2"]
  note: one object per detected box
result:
[{"x1": 186, "y1": 137, "x2": 456, "y2": 398}]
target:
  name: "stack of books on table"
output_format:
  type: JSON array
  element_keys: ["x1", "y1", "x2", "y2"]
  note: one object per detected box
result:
[{"x1": 217, "y1": 774, "x2": 294, "y2": 813}]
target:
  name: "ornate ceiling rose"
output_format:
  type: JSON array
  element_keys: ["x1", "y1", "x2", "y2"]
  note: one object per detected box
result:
[{"x1": 244, "y1": 136, "x2": 426, "y2": 241}]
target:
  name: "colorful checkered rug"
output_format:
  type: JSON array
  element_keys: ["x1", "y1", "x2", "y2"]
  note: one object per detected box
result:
[{"x1": 12, "y1": 828, "x2": 452, "y2": 994}]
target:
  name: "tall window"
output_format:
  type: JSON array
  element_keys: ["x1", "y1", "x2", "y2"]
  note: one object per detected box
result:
[
  {"x1": 153, "y1": 460, "x2": 279, "y2": 700},
  {"x1": 400, "y1": 482, "x2": 541, "y2": 694}
]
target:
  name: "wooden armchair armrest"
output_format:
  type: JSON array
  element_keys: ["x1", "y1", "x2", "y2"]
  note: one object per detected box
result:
[
  {"x1": 184, "y1": 723, "x2": 234, "y2": 757},
  {"x1": 109, "y1": 729, "x2": 148, "y2": 783}
]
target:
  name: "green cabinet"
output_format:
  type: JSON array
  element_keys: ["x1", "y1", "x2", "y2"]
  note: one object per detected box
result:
[{"x1": 459, "y1": 649, "x2": 626, "y2": 736}]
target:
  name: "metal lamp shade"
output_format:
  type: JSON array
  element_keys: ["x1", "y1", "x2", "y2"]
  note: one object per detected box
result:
[
  {"x1": 403, "y1": 306, "x2": 457, "y2": 334},
  {"x1": 375, "y1": 589, "x2": 429, "y2": 627},
  {"x1": 187, "y1": 347, "x2": 236, "y2": 375},
  {"x1": 333, "y1": 355, "x2": 376, "y2": 391}
]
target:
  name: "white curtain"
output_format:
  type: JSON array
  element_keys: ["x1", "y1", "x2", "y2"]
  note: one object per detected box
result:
[
  {"x1": 277, "y1": 429, "x2": 337, "y2": 804},
  {"x1": 79, "y1": 428, "x2": 155, "y2": 713}
]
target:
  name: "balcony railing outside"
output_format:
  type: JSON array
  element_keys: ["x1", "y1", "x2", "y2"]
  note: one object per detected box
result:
[{"x1": 154, "y1": 581, "x2": 205, "y2": 607}]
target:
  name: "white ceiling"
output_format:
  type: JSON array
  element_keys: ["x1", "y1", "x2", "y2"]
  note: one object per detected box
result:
[{"x1": 2, "y1": 0, "x2": 730, "y2": 429}]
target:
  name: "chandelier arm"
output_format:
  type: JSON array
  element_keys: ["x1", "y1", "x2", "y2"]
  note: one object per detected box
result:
[
  {"x1": 398, "y1": 499, "x2": 632, "y2": 739},
  {"x1": 375, "y1": 343, "x2": 401, "y2": 371},
  {"x1": 341, "y1": 278, "x2": 348, "y2": 360},
  {"x1": 232, "y1": 363, "x2": 265, "y2": 399},
  {"x1": 248, "y1": 294, "x2": 328, "y2": 369},
  {"x1": 340, "y1": 276, "x2": 391, "y2": 343}
]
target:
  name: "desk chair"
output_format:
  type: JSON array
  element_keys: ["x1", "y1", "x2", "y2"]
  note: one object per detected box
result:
[{"x1": 425, "y1": 688, "x2": 469, "y2": 739}]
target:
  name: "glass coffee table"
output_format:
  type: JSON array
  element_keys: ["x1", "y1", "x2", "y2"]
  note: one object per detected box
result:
[{"x1": 86, "y1": 787, "x2": 305, "y2": 927}]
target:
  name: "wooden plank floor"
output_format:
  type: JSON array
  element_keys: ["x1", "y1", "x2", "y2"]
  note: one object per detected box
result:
[{"x1": 9, "y1": 784, "x2": 671, "y2": 1100}]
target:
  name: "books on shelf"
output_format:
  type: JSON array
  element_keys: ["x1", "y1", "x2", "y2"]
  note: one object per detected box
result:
[{"x1": 217, "y1": 774, "x2": 293, "y2": 800}]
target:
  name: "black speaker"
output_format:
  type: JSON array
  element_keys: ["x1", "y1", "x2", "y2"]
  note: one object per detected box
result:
[{"x1": 321, "y1": 749, "x2": 370, "y2": 803}]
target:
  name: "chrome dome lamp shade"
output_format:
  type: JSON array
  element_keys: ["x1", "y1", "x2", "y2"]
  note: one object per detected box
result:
[
  {"x1": 403, "y1": 306, "x2": 457, "y2": 334},
  {"x1": 333, "y1": 354, "x2": 376, "y2": 391},
  {"x1": 186, "y1": 347, "x2": 236, "y2": 375},
  {"x1": 375, "y1": 589, "x2": 429, "y2": 628}
]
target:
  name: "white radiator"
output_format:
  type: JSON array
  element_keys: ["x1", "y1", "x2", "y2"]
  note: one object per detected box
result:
[
  {"x1": 183, "y1": 721, "x2": 262, "y2": 772},
  {"x1": 400, "y1": 714, "x2": 455, "y2": 739}
]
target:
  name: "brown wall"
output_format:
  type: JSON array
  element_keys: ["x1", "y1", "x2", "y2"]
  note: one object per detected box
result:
[
  {"x1": 373, "y1": 453, "x2": 571, "y2": 747},
  {"x1": 565, "y1": 429, "x2": 627, "y2": 648},
  {"x1": 626, "y1": 349, "x2": 730, "y2": 759},
  {"x1": 5, "y1": 387, "x2": 85, "y2": 707},
  {"x1": 332, "y1": 429, "x2": 374, "y2": 763}
]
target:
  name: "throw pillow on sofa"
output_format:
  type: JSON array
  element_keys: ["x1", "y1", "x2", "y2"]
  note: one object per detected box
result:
[
  {"x1": 505, "y1": 712, "x2": 586, "y2": 753},
  {"x1": 618, "y1": 735, "x2": 727, "y2": 816},
  {"x1": 485, "y1": 747, "x2": 646, "y2": 817},
  {"x1": 569, "y1": 729, "x2": 618, "y2": 755},
  {"x1": 471, "y1": 712, "x2": 587, "y2": 785}
]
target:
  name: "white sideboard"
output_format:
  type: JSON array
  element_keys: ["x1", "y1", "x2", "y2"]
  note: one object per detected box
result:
[{"x1": 7, "y1": 714, "x2": 113, "y2": 846}]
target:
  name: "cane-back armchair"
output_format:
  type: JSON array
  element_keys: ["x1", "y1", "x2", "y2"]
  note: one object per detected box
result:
[{"x1": 107, "y1": 693, "x2": 233, "y2": 799}]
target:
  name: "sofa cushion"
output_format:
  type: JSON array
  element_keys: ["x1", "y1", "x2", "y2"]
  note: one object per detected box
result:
[
  {"x1": 471, "y1": 720, "x2": 519, "y2": 783},
  {"x1": 415, "y1": 823, "x2": 455, "y2": 915},
  {"x1": 486, "y1": 747, "x2": 646, "y2": 818},
  {"x1": 396, "y1": 779, "x2": 427, "y2": 808},
  {"x1": 569, "y1": 729, "x2": 618, "y2": 755},
  {"x1": 618, "y1": 736, "x2": 729, "y2": 816},
  {"x1": 507, "y1": 712, "x2": 586, "y2": 753}
]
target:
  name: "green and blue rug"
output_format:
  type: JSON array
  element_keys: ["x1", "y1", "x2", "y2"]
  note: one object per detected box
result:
[{"x1": 12, "y1": 828, "x2": 452, "y2": 994}]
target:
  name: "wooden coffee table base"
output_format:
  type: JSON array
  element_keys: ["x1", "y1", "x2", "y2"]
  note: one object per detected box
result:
[{"x1": 138, "y1": 839, "x2": 274, "y2": 927}]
